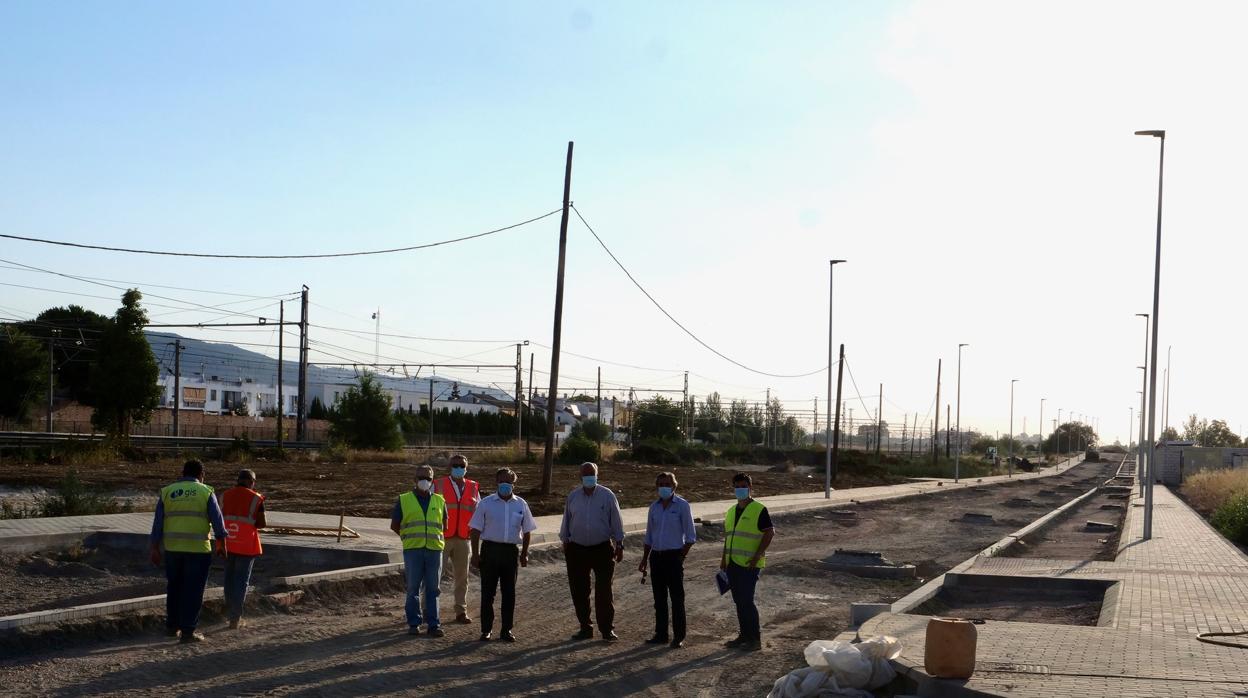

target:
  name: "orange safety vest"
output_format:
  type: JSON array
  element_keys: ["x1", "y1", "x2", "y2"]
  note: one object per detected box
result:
[
  {"x1": 434, "y1": 476, "x2": 479, "y2": 540},
  {"x1": 221, "y1": 486, "x2": 264, "y2": 556}
]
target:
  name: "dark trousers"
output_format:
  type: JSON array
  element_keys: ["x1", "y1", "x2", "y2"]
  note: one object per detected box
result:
[
  {"x1": 480, "y1": 541, "x2": 519, "y2": 633},
  {"x1": 649, "y1": 550, "x2": 686, "y2": 640},
  {"x1": 566, "y1": 541, "x2": 615, "y2": 633},
  {"x1": 223, "y1": 554, "x2": 257, "y2": 621},
  {"x1": 727, "y1": 562, "x2": 761, "y2": 640},
  {"x1": 165, "y1": 550, "x2": 213, "y2": 633}
]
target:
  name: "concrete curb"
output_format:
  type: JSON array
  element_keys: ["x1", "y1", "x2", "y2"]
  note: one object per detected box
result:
[{"x1": 0, "y1": 588, "x2": 225, "y2": 631}]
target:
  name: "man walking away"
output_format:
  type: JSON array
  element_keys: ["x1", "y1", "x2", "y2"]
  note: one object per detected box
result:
[
  {"x1": 559, "y1": 462, "x2": 625, "y2": 642},
  {"x1": 434, "y1": 454, "x2": 479, "y2": 625},
  {"x1": 638, "y1": 471, "x2": 696, "y2": 648},
  {"x1": 221, "y1": 468, "x2": 266, "y2": 630},
  {"x1": 722, "y1": 472, "x2": 773, "y2": 651},
  {"x1": 390, "y1": 465, "x2": 447, "y2": 637},
  {"x1": 149, "y1": 459, "x2": 228, "y2": 643},
  {"x1": 469, "y1": 468, "x2": 536, "y2": 642}
]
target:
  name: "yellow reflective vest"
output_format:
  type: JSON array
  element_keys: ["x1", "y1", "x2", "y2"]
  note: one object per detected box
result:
[
  {"x1": 160, "y1": 481, "x2": 214, "y2": 554},
  {"x1": 399, "y1": 492, "x2": 446, "y2": 551},
  {"x1": 723, "y1": 500, "x2": 767, "y2": 569}
]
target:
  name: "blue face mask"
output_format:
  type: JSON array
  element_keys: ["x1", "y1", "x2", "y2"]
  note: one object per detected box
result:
[
  {"x1": 657, "y1": 486, "x2": 674, "y2": 500},
  {"x1": 582, "y1": 475, "x2": 598, "y2": 488},
  {"x1": 497, "y1": 482, "x2": 514, "y2": 496},
  {"x1": 734, "y1": 487, "x2": 750, "y2": 500},
  {"x1": 451, "y1": 467, "x2": 466, "y2": 478}
]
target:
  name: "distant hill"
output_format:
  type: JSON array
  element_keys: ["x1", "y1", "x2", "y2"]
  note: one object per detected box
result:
[{"x1": 144, "y1": 331, "x2": 510, "y2": 399}]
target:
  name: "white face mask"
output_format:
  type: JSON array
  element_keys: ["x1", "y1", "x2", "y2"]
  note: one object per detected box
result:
[{"x1": 416, "y1": 479, "x2": 432, "y2": 492}]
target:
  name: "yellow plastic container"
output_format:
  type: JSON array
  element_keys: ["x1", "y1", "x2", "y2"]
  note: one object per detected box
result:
[{"x1": 924, "y1": 617, "x2": 977, "y2": 679}]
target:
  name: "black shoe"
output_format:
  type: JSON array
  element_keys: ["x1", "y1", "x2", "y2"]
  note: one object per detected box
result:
[
  {"x1": 725, "y1": 636, "x2": 747, "y2": 648},
  {"x1": 602, "y1": 631, "x2": 619, "y2": 642},
  {"x1": 670, "y1": 638, "x2": 685, "y2": 649},
  {"x1": 500, "y1": 630, "x2": 517, "y2": 642},
  {"x1": 479, "y1": 631, "x2": 493, "y2": 642},
  {"x1": 426, "y1": 627, "x2": 445, "y2": 638},
  {"x1": 742, "y1": 639, "x2": 762, "y2": 651},
  {"x1": 572, "y1": 627, "x2": 595, "y2": 641},
  {"x1": 179, "y1": 631, "x2": 206, "y2": 644},
  {"x1": 644, "y1": 635, "x2": 669, "y2": 645},
  {"x1": 165, "y1": 627, "x2": 179, "y2": 638}
]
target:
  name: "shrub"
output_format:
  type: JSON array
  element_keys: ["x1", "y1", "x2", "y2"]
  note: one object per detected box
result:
[
  {"x1": 36, "y1": 469, "x2": 129, "y2": 517},
  {"x1": 1181, "y1": 469, "x2": 1248, "y2": 515},
  {"x1": 1210, "y1": 494, "x2": 1248, "y2": 545},
  {"x1": 558, "y1": 435, "x2": 600, "y2": 465}
]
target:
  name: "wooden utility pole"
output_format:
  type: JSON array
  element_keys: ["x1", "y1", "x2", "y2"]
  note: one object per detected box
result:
[
  {"x1": 830, "y1": 344, "x2": 845, "y2": 481},
  {"x1": 46, "y1": 331, "x2": 57, "y2": 433},
  {"x1": 596, "y1": 366, "x2": 602, "y2": 448},
  {"x1": 296, "y1": 285, "x2": 309, "y2": 441},
  {"x1": 542, "y1": 141, "x2": 574, "y2": 495},
  {"x1": 933, "y1": 359, "x2": 942, "y2": 466},
  {"x1": 428, "y1": 378, "x2": 434, "y2": 448},
  {"x1": 277, "y1": 301, "x2": 284, "y2": 448},
  {"x1": 946, "y1": 404, "x2": 951, "y2": 458}
]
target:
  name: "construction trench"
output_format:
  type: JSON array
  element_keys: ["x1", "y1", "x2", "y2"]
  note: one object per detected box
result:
[{"x1": 0, "y1": 457, "x2": 1125, "y2": 697}]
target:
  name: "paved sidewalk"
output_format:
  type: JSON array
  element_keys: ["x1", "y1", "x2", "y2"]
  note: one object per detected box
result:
[
  {"x1": 858, "y1": 479, "x2": 1248, "y2": 697},
  {"x1": 0, "y1": 456, "x2": 1082, "y2": 555}
]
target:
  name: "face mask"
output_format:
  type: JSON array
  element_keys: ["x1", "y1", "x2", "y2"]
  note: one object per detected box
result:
[
  {"x1": 451, "y1": 467, "x2": 466, "y2": 478},
  {"x1": 734, "y1": 487, "x2": 750, "y2": 500},
  {"x1": 657, "y1": 486, "x2": 674, "y2": 500},
  {"x1": 497, "y1": 482, "x2": 514, "y2": 496},
  {"x1": 582, "y1": 475, "x2": 598, "y2": 488},
  {"x1": 416, "y1": 479, "x2": 432, "y2": 492}
]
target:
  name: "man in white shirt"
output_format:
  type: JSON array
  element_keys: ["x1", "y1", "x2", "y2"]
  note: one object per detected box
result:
[{"x1": 469, "y1": 467, "x2": 537, "y2": 643}]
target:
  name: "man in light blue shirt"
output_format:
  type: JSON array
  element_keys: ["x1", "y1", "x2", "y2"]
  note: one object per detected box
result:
[
  {"x1": 638, "y1": 471, "x2": 696, "y2": 648},
  {"x1": 559, "y1": 462, "x2": 625, "y2": 641}
]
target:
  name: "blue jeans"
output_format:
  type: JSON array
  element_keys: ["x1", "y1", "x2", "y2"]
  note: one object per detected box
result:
[
  {"x1": 164, "y1": 551, "x2": 213, "y2": 633},
  {"x1": 404, "y1": 547, "x2": 442, "y2": 629},
  {"x1": 224, "y1": 555, "x2": 257, "y2": 621},
  {"x1": 727, "y1": 563, "x2": 761, "y2": 640}
]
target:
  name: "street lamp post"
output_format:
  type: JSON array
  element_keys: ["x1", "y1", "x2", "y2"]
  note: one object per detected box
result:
[
  {"x1": 955, "y1": 343, "x2": 968, "y2": 482},
  {"x1": 1009, "y1": 379, "x2": 1019, "y2": 477},
  {"x1": 1136, "y1": 128, "x2": 1165, "y2": 541},
  {"x1": 825, "y1": 259, "x2": 847, "y2": 498},
  {"x1": 1040, "y1": 398, "x2": 1046, "y2": 464},
  {"x1": 1135, "y1": 313, "x2": 1149, "y2": 493}
]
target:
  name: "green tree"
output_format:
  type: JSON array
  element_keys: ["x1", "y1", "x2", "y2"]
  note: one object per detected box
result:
[
  {"x1": 634, "y1": 395, "x2": 683, "y2": 441},
  {"x1": 0, "y1": 326, "x2": 48, "y2": 421},
  {"x1": 1159, "y1": 426, "x2": 1180, "y2": 442},
  {"x1": 90, "y1": 290, "x2": 160, "y2": 437},
  {"x1": 308, "y1": 396, "x2": 329, "y2": 420},
  {"x1": 1189, "y1": 417, "x2": 1240, "y2": 447},
  {"x1": 328, "y1": 373, "x2": 403, "y2": 450},
  {"x1": 571, "y1": 418, "x2": 611, "y2": 442},
  {"x1": 20, "y1": 305, "x2": 109, "y2": 404},
  {"x1": 1182, "y1": 414, "x2": 1206, "y2": 442},
  {"x1": 696, "y1": 391, "x2": 726, "y2": 440},
  {"x1": 1043, "y1": 422, "x2": 1097, "y2": 453},
  {"x1": 726, "y1": 399, "x2": 752, "y2": 444}
]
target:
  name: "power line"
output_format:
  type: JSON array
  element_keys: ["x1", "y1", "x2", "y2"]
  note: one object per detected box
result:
[
  {"x1": 571, "y1": 205, "x2": 823, "y2": 380},
  {"x1": 0, "y1": 209, "x2": 562, "y2": 259}
]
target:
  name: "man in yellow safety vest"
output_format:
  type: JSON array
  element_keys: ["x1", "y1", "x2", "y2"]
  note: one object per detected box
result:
[
  {"x1": 149, "y1": 459, "x2": 228, "y2": 643},
  {"x1": 390, "y1": 464, "x2": 448, "y2": 637},
  {"x1": 721, "y1": 472, "x2": 774, "y2": 652}
]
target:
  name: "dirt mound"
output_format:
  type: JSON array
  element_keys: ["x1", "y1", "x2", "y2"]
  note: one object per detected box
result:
[{"x1": 20, "y1": 555, "x2": 111, "y2": 579}]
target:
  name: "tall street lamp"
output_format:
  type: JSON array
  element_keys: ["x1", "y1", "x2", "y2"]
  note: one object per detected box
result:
[
  {"x1": 1136, "y1": 128, "x2": 1165, "y2": 540},
  {"x1": 955, "y1": 343, "x2": 968, "y2": 482},
  {"x1": 1009, "y1": 379, "x2": 1019, "y2": 476},
  {"x1": 825, "y1": 259, "x2": 847, "y2": 498},
  {"x1": 1135, "y1": 313, "x2": 1149, "y2": 492}
]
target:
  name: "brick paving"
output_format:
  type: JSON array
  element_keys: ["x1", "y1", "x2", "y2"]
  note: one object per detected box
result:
[{"x1": 859, "y1": 467, "x2": 1248, "y2": 697}]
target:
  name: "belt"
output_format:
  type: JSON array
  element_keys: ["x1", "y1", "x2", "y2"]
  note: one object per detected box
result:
[
  {"x1": 482, "y1": 539, "x2": 518, "y2": 546},
  {"x1": 651, "y1": 548, "x2": 683, "y2": 554}
]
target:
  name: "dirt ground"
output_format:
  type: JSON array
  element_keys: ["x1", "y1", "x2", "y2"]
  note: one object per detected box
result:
[
  {"x1": 912, "y1": 586, "x2": 1103, "y2": 626},
  {"x1": 0, "y1": 458, "x2": 921, "y2": 518},
  {"x1": 1, "y1": 542, "x2": 345, "y2": 617},
  {"x1": 1003, "y1": 483, "x2": 1127, "y2": 561},
  {"x1": 0, "y1": 460, "x2": 1117, "y2": 697}
]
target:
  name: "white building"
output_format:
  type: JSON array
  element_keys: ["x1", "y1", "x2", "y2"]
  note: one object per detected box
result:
[{"x1": 158, "y1": 375, "x2": 299, "y2": 416}]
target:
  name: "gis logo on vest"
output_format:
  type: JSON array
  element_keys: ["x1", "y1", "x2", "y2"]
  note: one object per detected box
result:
[{"x1": 168, "y1": 487, "x2": 202, "y2": 500}]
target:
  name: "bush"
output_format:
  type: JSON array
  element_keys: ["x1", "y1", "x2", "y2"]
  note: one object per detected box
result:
[
  {"x1": 36, "y1": 469, "x2": 130, "y2": 517},
  {"x1": 558, "y1": 435, "x2": 600, "y2": 465},
  {"x1": 1210, "y1": 494, "x2": 1248, "y2": 545},
  {"x1": 1181, "y1": 469, "x2": 1248, "y2": 515}
]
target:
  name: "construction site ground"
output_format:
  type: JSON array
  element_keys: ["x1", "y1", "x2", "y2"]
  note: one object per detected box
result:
[
  {"x1": 0, "y1": 453, "x2": 1021, "y2": 518},
  {"x1": 0, "y1": 459, "x2": 1117, "y2": 697}
]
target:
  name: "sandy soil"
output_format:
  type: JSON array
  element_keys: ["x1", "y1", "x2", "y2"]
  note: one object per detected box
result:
[
  {"x1": 913, "y1": 587, "x2": 1103, "y2": 626},
  {"x1": 0, "y1": 460, "x2": 1117, "y2": 697},
  {"x1": 1003, "y1": 483, "x2": 1127, "y2": 561}
]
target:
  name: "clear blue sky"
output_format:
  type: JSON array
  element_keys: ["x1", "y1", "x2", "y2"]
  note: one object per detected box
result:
[{"x1": 4, "y1": 1, "x2": 1247, "y2": 443}]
